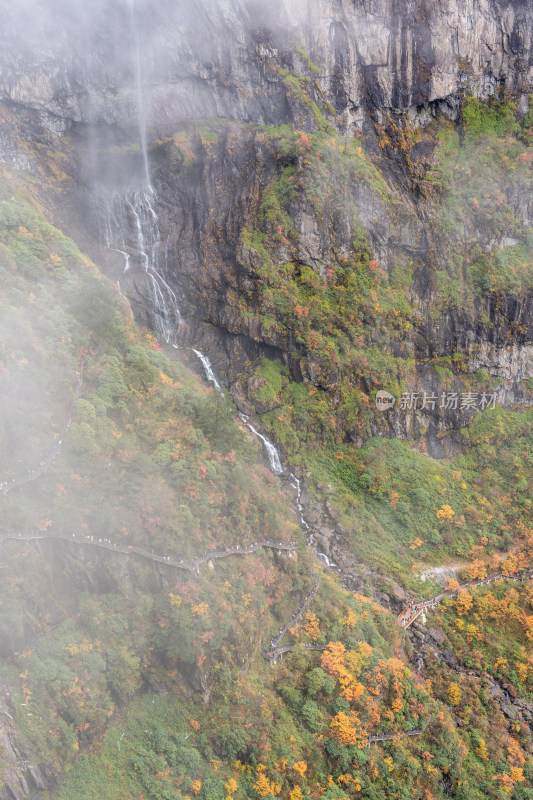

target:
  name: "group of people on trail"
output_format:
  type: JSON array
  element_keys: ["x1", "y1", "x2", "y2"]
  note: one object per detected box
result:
[
  {"x1": 5, "y1": 532, "x2": 297, "y2": 573},
  {"x1": 399, "y1": 567, "x2": 533, "y2": 630},
  {"x1": 399, "y1": 602, "x2": 424, "y2": 628}
]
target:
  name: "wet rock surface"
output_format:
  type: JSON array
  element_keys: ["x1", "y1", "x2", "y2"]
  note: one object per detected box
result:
[
  {"x1": 0, "y1": 2, "x2": 531, "y2": 461},
  {"x1": 1, "y1": 0, "x2": 532, "y2": 132},
  {"x1": 0, "y1": 4, "x2": 532, "y2": 793}
]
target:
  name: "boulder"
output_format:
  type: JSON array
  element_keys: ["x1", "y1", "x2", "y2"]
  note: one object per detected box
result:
[
  {"x1": 501, "y1": 703, "x2": 518, "y2": 720},
  {"x1": 388, "y1": 582, "x2": 408, "y2": 604},
  {"x1": 427, "y1": 626, "x2": 446, "y2": 646}
]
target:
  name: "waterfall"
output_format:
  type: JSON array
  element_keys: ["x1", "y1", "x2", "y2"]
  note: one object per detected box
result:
[
  {"x1": 192, "y1": 349, "x2": 223, "y2": 392},
  {"x1": 289, "y1": 473, "x2": 309, "y2": 530},
  {"x1": 189, "y1": 351, "x2": 283, "y2": 475},
  {"x1": 289, "y1": 472, "x2": 315, "y2": 544},
  {"x1": 97, "y1": 189, "x2": 182, "y2": 347},
  {"x1": 319, "y1": 552, "x2": 336, "y2": 568},
  {"x1": 127, "y1": 0, "x2": 151, "y2": 188},
  {"x1": 238, "y1": 413, "x2": 283, "y2": 475},
  {"x1": 188, "y1": 355, "x2": 319, "y2": 546},
  {"x1": 94, "y1": 2, "x2": 183, "y2": 347}
]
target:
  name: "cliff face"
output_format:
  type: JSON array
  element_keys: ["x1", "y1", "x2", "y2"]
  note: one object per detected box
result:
[
  {"x1": 1, "y1": 0, "x2": 532, "y2": 133},
  {"x1": 1, "y1": 7, "x2": 533, "y2": 797},
  {"x1": 113, "y1": 119, "x2": 530, "y2": 457},
  {"x1": 0, "y1": 0, "x2": 532, "y2": 459}
]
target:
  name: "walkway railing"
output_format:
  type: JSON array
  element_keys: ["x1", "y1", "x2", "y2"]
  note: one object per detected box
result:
[
  {"x1": 0, "y1": 530, "x2": 297, "y2": 572},
  {"x1": 398, "y1": 568, "x2": 533, "y2": 629},
  {"x1": 266, "y1": 642, "x2": 328, "y2": 660},
  {"x1": 368, "y1": 727, "x2": 424, "y2": 744},
  {"x1": 264, "y1": 576, "x2": 320, "y2": 661}
]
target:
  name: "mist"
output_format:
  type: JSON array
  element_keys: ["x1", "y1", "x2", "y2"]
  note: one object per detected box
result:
[{"x1": 0, "y1": 0, "x2": 532, "y2": 797}]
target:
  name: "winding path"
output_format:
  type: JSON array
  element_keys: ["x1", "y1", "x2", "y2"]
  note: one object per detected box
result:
[
  {"x1": 368, "y1": 728, "x2": 424, "y2": 744},
  {"x1": 268, "y1": 643, "x2": 328, "y2": 659},
  {"x1": 0, "y1": 530, "x2": 296, "y2": 572},
  {"x1": 264, "y1": 575, "x2": 320, "y2": 661},
  {"x1": 6, "y1": 354, "x2": 526, "y2": 750},
  {"x1": 265, "y1": 636, "x2": 433, "y2": 745},
  {"x1": 398, "y1": 568, "x2": 533, "y2": 629},
  {"x1": 367, "y1": 718, "x2": 432, "y2": 745}
]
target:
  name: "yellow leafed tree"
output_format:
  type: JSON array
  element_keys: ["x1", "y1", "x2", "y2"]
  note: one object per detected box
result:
[
  {"x1": 448, "y1": 682, "x2": 462, "y2": 706},
  {"x1": 455, "y1": 590, "x2": 473, "y2": 616},
  {"x1": 437, "y1": 504, "x2": 455, "y2": 521}
]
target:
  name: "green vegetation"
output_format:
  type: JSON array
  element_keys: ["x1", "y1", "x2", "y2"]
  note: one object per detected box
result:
[
  {"x1": 0, "y1": 82, "x2": 532, "y2": 800},
  {"x1": 243, "y1": 350, "x2": 533, "y2": 586},
  {"x1": 294, "y1": 45, "x2": 322, "y2": 76},
  {"x1": 275, "y1": 68, "x2": 334, "y2": 132},
  {"x1": 433, "y1": 96, "x2": 533, "y2": 302},
  {"x1": 238, "y1": 123, "x2": 410, "y2": 447},
  {"x1": 461, "y1": 97, "x2": 520, "y2": 141},
  {"x1": 422, "y1": 579, "x2": 533, "y2": 797},
  {"x1": 432, "y1": 580, "x2": 533, "y2": 697},
  {"x1": 468, "y1": 242, "x2": 533, "y2": 296},
  {"x1": 0, "y1": 191, "x2": 295, "y2": 549},
  {"x1": 229, "y1": 99, "x2": 533, "y2": 585}
]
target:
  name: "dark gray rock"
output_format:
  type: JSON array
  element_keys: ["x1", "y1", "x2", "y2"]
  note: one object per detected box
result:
[
  {"x1": 1, "y1": 0, "x2": 532, "y2": 135},
  {"x1": 440, "y1": 649, "x2": 457, "y2": 667},
  {"x1": 501, "y1": 703, "x2": 518, "y2": 720},
  {"x1": 388, "y1": 582, "x2": 408, "y2": 604},
  {"x1": 426, "y1": 626, "x2": 446, "y2": 646}
]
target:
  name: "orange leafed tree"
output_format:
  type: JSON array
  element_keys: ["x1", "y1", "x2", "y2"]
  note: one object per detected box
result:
[
  {"x1": 254, "y1": 773, "x2": 281, "y2": 797},
  {"x1": 329, "y1": 711, "x2": 367, "y2": 747},
  {"x1": 445, "y1": 578, "x2": 460, "y2": 592},
  {"x1": 455, "y1": 589, "x2": 473, "y2": 616},
  {"x1": 448, "y1": 682, "x2": 462, "y2": 706},
  {"x1": 321, "y1": 642, "x2": 370, "y2": 703},
  {"x1": 292, "y1": 761, "x2": 307, "y2": 778},
  {"x1": 466, "y1": 558, "x2": 487, "y2": 581},
  {"x1": 524, "y1": 615, "x2": 533, "y2": 642},
  {"x1": 302, "y1": 612, "x2": 320, "y2": 641}
]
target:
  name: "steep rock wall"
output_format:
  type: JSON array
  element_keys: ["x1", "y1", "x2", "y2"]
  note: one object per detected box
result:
[
  {"x1": 1, "y1": 0, "x2": 532, "y2": 458},
  {"x1": 0, "y1": 0, "x2": 532, "y2": 135}
]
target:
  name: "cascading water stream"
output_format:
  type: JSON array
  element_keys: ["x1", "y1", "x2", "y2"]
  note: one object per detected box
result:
[
  {"x1": 192, "y1": 349, "x2": 223, "y2": 392},
  {"x1": 189, "y1": 352, "x2": 343, "y2": 572},
  {"x1": 127, "y1": 0, "x2": 151, "y2": 189},
  {"x1": 238, "y1": 413, "x2": 283, "y2": 475},
  {"x1": 416, "y1": 646, "x2": 424, "y2": 674},
  {"x1": 187, "y1": 352, "x2": 328, "y2": 565},
  {"x1": 290, "y1": 469, "x2": 334, "y2": 565},
  {"x1": 189, "y1": 353, "x2": 331, "y2": 565},
  {"x1": 96, "y1": 0, "x2": 316, "y2": 563},
  {"x1": 289, "y1": 472, "x2": 316, "y2": 547},
  {"x1": 98, "y1": 189, "x2": 182, "y2": 347},
  {"x1": 190, "y1": 349, "x2": 284, "y2": 477},
  {"x1": 289, "y1": 473, "x2": 309, "y2": 530},
  {"x1": 96, "y1": 0, "x2": 183, "y2": 348}
]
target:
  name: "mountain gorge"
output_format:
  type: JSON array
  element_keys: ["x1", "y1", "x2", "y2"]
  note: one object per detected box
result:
[{"x1": 0, "y1": 1, "x2": 532, "y2": 799}]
